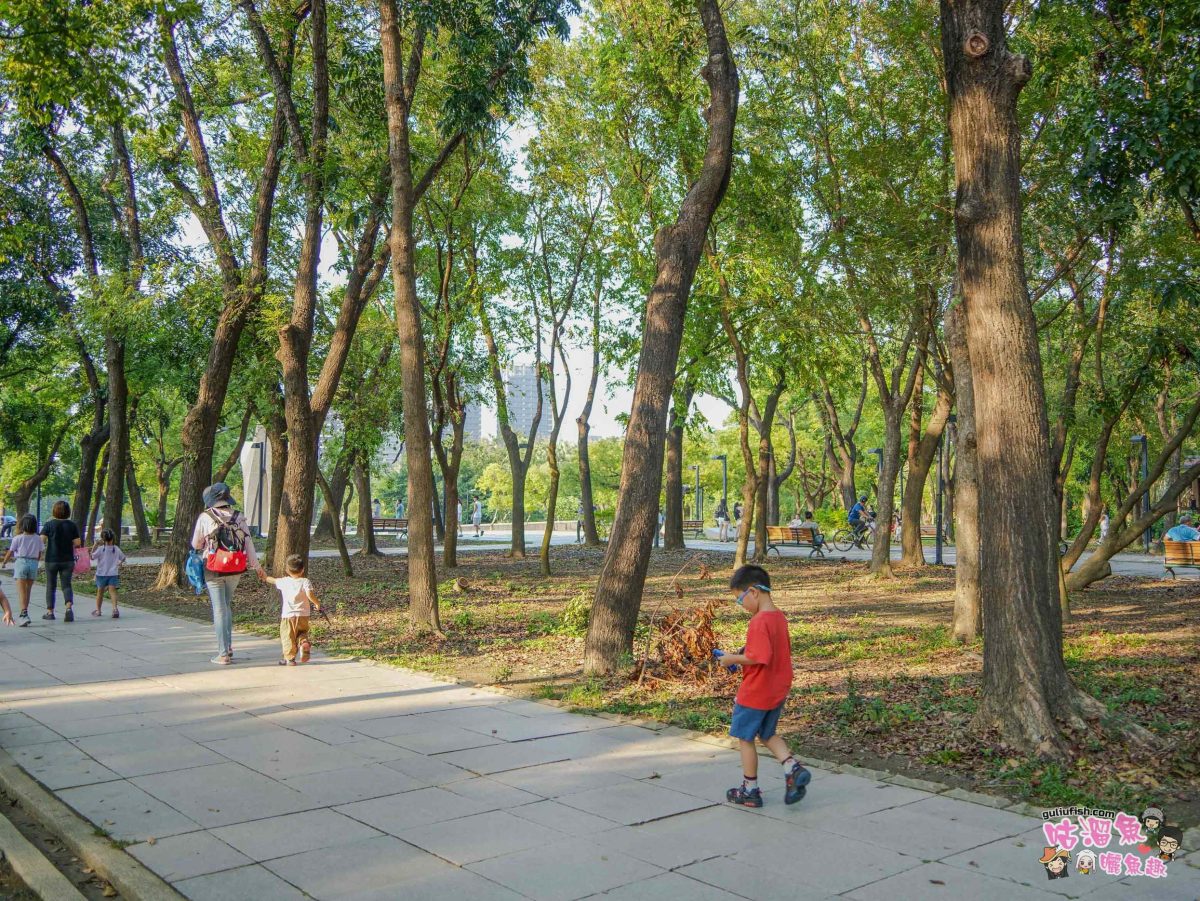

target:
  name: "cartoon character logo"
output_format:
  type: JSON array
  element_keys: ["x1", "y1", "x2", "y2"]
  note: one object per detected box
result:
[
  {"x1": 1157, "y1": 826, "x2": 1182, "y2": 862},
  {"x1": 1075, "y1": 850, "x2": 1096, "y2": 875},
  {"x1": 1039, "y1": 846, "x2": 1070, "y2": 880},
  {"x1": 1141, "y1": 807, "x2": 1164, "y2": 835}
]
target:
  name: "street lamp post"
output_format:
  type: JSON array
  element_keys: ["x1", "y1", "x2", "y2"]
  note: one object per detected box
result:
[
  {"x1": 1131, "y1": 435, "x2": 1151, "y2": 552},
  {"x1": 711, "y1": 454, "x2": 728, "y2": 509}
]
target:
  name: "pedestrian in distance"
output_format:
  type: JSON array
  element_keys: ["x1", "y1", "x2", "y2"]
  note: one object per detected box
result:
[
  {"x1": 473, "y1": 497, "x2": 484, "y2": 538},
  {"x1": 260, "y1": 554, "x2": 323, "y2": 666},
  {"x1": 715, "y1": 498, "x2": 729, "y2": 542},
  {"x1": 191, "y1": 482, "x2": 264, "y2": 665},
  {"x1": 40, "y1": 501, "x2": 81, "y2": 621},
  {"x1": 1, "y1": 514, "x2": 41, "y2": 626},
  {"x1": 90, "y1": 529, "x2": 126, "y2": 618},
  {"x1": 712, "y1": 564, "x2": 812, "y2": 808}
]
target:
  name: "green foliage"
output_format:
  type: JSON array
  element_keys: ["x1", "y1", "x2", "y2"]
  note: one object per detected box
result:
[{"x1": 557, "y1": 589, "x2": 591, "y2": 636}]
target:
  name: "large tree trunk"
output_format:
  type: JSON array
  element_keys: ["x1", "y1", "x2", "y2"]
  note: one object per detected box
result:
[
  {"x1": 73, "y1": 409, "x2": 107, "y2": 536},
  {"x1": 380, "y1": 1, "x2": 440, "y2": 630},
  {"x1": 942, "y1": 0, "x2": 1109, "y2": 754},
  {"x1": 584, "y1": 0, "x2": 737, "y2": 674},
  {"x1": 263, "y1": 408, "x2": 287, "y2": 563},
  {"x1": 868, "y1": 402, "x2": 906, "y2": 577},
  {"x1": 947, "y1": 302, "x2": 981, "y2": 642},
  {"x1": 88, "y1": 452, "x2": 108, "y2": 543},
  {"x1": 315, "y1": 468, "x2": 353, "y2": 577},
  {"x1": 312, "y1": 455, "x2": 350, "y2": 540},
  {"x1": 768, "y1": 415, "x2": 796, "y2": 526},
  {"x1": 441, "y1": 414, "x2": 464, "y2": 568},
  {"x1": 103, "y1": 335, "x2": 129, "y2": 541},
  {"x1": 899, "y1": 384, "x2": 952, "y2": 566}
]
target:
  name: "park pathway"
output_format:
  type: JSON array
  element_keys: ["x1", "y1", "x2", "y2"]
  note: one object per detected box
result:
[{"x1": 0, "y1": 581, "x2": 1196, "y2": 900}]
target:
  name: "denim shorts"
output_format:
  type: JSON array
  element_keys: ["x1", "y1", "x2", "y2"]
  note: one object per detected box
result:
[
  {"x1": 96, "y1": 575, "x2": 119, "y2": 589},
  {"x1": 729, "y1": 702, "x2": 785, "y2": 741},
  {"x1": 13, "y1": 558, "x2": 38, "y2": 581}
]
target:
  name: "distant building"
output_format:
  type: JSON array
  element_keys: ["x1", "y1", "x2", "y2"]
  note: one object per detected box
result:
[
  {"x1": 463, "y1": 402, "x2": 483, "y2": 443},
  {"x1": 503, "y1": 364, "x2": 550, "y2": 441}
]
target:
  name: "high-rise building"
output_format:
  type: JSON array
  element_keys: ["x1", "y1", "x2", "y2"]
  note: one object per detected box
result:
[
  {"x1": 503, "y1": 364, "x2": 550, "y2": 441},
  {"x1": 462, "y1": 402, "x2": 483, "y2": 443}
]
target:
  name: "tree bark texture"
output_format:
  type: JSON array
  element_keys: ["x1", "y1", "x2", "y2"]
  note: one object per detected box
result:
[
  {"x1": 584, "y1": 0, "x2": 737, "y2": 674},
  {"x1": 354, "y1": 455, "x2": 381, "y2": 555},
  {"x1": 899, "y1": 382, "x2": 952, "y2": 566},
  {"x1": 942, "y1": 0, "x2": 1099, "y2": 754},
  {"x1": 663, "y1": 384, "x2": 694, "y2": 551},
  {"x1": 577, "y1": 273, "x2": 603, "y2": 546},
  {"x1": 125, "y1": 444, "x2": 152, "y2": 547}
]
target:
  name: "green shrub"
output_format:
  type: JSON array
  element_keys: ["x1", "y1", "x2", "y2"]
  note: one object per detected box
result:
[{"x1": 558, "y1": 590, "x2": 591, "y2": 636}]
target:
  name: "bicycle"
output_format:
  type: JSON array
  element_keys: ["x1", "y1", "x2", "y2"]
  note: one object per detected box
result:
[{"x1": 832, "y1": 524, "x2": 874, "y2": 552}]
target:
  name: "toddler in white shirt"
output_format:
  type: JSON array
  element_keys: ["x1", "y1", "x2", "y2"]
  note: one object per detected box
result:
[{"x1": 261, "y1": 554, "x2": 322, "y2": 665}]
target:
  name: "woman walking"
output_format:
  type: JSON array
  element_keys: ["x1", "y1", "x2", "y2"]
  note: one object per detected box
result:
[
  {"x1": 0, "y1": 514, "x2": 41, "y2": 625},
  {"x1": 41, "y1": 502, "x2": 81, "y2": 621},
  {"x1": 191, "y1": 482, "x2": 264, "y2": 665}
]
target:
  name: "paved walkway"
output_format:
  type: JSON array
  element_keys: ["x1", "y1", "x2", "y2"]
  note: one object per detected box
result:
[{"x1": 1, "y1": 582, "x2": 1196, "y2": 900}]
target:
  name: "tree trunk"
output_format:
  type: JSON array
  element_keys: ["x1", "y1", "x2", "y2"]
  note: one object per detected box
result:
[
  {"x1": 12, "y1": 425, "x2": 69, "y2": 521},
  {"x1": 102, "y1": 335, "x2": 129, "y2": 540},
  {"x1": 942, "y1": 0, "x2": 1104, "y2": 755},
  {"x1": 126, "y1": 445, "x2": 152, "y2": 548},
  {"x1": 312, "y1": 455, "x2": 350, "y2": 540},
  {"x1": 73, "y1": 416, "x2": 107, "y2": 537},
  {"x1": 88, "y1": 452, "x2": 108, "y2": 543},
  {"x1": 441, "y1": 414, "x2": 464, "y2": 568},
  {"x1": 354, "y1": 455, "x2": 380, "y2": 555},
  {"x1": 947, "y1": 303, "x2": 981, "y2": 642},
  {"x1": 768, "y1": 416, "x2": 796, "y2": 526},
  {"x1": 263, "y1": 408, "x2": 287, "y2": 564},
  {"x1": 380, "y1": 0, "x2": 440, "y2": 630},
  {"x1": 584, "y1": 0, "x2": 737, "y2": 674},
  {"x1": 540, "y1": 440, "x2": 560, "y2": 576},
  {"x1": 663, "y1": 385, "x2": 694, "y2": 550},
  {"x1": 577, "y1": 273, "x2": 602, "y2": 546},
  {"x1": 869, "y1": 405, "x2": 904, "y2": 577},
  {"x1": 315, "y1": 468, "x2": 353, "y2": 577},
  {"x1": 900, "y1": 385, "x2": 952, "y2": 566}
]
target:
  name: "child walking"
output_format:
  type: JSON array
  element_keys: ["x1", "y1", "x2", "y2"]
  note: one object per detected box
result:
[
  {"x1": 712, "y1": 564, "x2": 812, "y2": 808},
  {"x1": 91, "y1": 529, "x2": 126, "y2": 618},
  {"x1": 261, "y1": 554, "x2": 322, "y2": 666},
  {"x1": 1, "y1": 515, "x2": 42, "y2": 626}
]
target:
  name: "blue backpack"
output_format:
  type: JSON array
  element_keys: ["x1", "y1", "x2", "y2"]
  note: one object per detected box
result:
[{"x1": 185, "y1": 549, "x2": 207, "y2": 595}]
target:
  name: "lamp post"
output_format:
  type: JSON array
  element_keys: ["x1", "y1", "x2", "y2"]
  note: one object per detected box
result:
[
  {"x1": 1131, "y1": 435, "x2": 1150, "y2": 552},
  {"x1": 936, "y1": 414, "x2": 956, "y2": 565},
  {"x1": 711, "y1": 454, "x2": 728, "y2": 509},
  {"x1": 250, "y1": 440, "x2": 266, "y2": 537},
  {"x1": 690, "y1": 464, "x2": 700, "y2": 521}
]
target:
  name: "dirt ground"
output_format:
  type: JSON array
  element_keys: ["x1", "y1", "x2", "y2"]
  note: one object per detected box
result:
[{"x1": 116, "y1": 547, "x2": 1200, "y2": 826}]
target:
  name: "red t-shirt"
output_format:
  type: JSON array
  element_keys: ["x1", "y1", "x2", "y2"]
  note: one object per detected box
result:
[{"x1": 735, "y1": 609, "x2": 793, "y2": 710}]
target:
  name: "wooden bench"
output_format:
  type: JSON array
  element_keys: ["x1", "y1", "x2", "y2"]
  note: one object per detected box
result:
[
  {"x1": 1164, "y1": 539, "x2": 1200, "y2": 578},
  {"x1": 372, "y1": 518, "x2": 409, "y2": 539},
  {"x1": 765, "y1": 526, "x2": 825, "y2": 558},
  {"x1": 154, "y1": 526, "x2": 174, "y2": 541},
  {"x1": 681, "y1": 519, "x2": 706, "y2": 538}
]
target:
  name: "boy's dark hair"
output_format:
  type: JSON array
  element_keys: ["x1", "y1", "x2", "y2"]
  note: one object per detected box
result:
[
  {"x1": 285, "y1": 554, "x2": 306, "y2": 575},
  {"x1": 19, "y1": 514, "x2": 37, "y2": 534},
  {"x1": 803, "y1": 510, "x2": 813, "y2": 519},
  {"x1": 52, "y1": 500, "x2": 70, "y2": 519},
  {"x1": 1159, "y1": 826, "x2": 1183, "y2": 842},
  {"x1": 100, "y1": 529, "x2": 115, "y2": 543},
  {"x1": 730, "y1": 565, "x2": 771, "y2": 591}
]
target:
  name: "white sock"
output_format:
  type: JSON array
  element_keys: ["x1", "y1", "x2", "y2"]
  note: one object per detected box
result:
[
  {"x1": 782, "y1": 756, "x2": 799, "y2": 772},
  {"x1": 742, "y1": 776, "x2": 758, "y2": 791}
]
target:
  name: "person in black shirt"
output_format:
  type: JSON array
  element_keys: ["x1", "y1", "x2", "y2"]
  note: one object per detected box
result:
[{"x1": 40, "y1": 501, "x2": 81, "y2": 621}]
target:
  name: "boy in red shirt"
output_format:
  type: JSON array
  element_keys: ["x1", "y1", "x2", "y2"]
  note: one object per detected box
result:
[{"x1": 712, "y1": 565, "x2": 811, "y2": 808}]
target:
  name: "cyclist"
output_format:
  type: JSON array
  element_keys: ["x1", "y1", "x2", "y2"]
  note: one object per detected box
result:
[{"x1": 848, "y1": 495, "x2": 873, "y2": 544}]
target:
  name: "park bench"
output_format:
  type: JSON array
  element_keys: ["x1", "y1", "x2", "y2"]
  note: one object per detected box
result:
[
  {"x1": 154, "y1": 526, "x2": 174, "y2": 542},
  {"x1": 681, "y1": 519, "x2": 706, "y2": 538},
  {"x1": 765, "y1": 525, "x2": 825, "y2": 558},
  {"x1": 372, "y1": 517, "x2": 408, "y2": 540},
  {"x1": 1163, "y1": 539, "x2": 1200, "y2": 579}
]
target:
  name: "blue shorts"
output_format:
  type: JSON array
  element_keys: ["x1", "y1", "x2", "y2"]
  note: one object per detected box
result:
[
  {"x1": 13, "y1": 559, "x2": 38, "y2": 581},
  {"x1": 96, "y1": 575, "x2": 119, "y2": 589},
  {"x1": 730, "y1": 702, "x2": 785, "y2": 741}
]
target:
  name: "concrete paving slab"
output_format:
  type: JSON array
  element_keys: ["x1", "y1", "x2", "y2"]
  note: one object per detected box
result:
[
  {"x1": 281, "y1": 762, "x2": 425, "y2": 805},
  {"x1": 843, "y1": 861, "x2": 1065, "y2": 900},
  {"x1": 441, "y1": 775, "x2": 543, "y2": 809},
  {"x1": 8, "y1": 739, "x2": 121, "y2": 790},
  {"x1": 556, "y1": 779, "x2": 714, "y2": 825},
  {"x1": 396, "y1": 808, "x2": 566, "y2": 864},
  {"x1": 261, "y1": 835, "x2": 455, "y2": 900},
  {"x1": 58, "y1": 779, "x2": 201, "y2": 842},
  {"x1": 1083, "y1": 869, "x2": 1200, "y2": 900},
  {"x1": 201, "y1": 730, "x2": 355, "y2": 778},
  {"x1": 133, "y1": 761, "x2": 316, "y2": 828},
  {"x1": 211, "y1": 808, "x2": 383, "y2": 861},
  {"x1": 175, "y1": 863, "x2": 310, "y2": 901},
  {"x1": 377, "y1": 748, "x2": 473, "y2": 786},
  {"x1": 941, "y1": 827, "x2": 1125, "y2": 897},
  {"x1": 384, "y1": 722, "x2": 507, "y2": 755},
  {"x1": 335, "y1": 786, "x2": 492, "y2": 835},
  {"x1": 585, "y1": 871, "x2": 747, "y2": 900},
  {"x1": 595, "y1": 804, "x2": 797, "y2": 869},
  {"x1": 508, "y1": 799, "x2": 623, "y2": 836},
  {"x1": 467, "y1": 836, "x2": 664, "y2": 901},
  {"x1": 337, "y1": 866, "x2": 527, "y2": 901},
  {"x1": 73, "y1": 726, "x2": 225, "y2": 777},
  {"x1": 489, "y1": 758, "x2": 637, "y2": 799},
  {"x1": 128, "y1": 830, "x2": 251, "y2": 882},
  {"x1": 679, "y1": 856, "x2": 841, "y2": 900}
]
